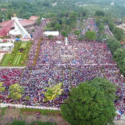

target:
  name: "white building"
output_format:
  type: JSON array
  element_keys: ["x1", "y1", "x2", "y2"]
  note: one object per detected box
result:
[{"x1": 0, "y1": 43, "x2": 14, "y2": 52}]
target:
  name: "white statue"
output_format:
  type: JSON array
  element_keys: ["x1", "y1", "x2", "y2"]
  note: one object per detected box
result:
[{"x1": 65, "y1": 37, "x2": 68, "y2": 45}]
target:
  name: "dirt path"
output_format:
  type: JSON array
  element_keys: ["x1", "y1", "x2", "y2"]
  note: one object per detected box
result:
[{"x1": 0, "y1": 108, "x2": 70, "y2": 125}]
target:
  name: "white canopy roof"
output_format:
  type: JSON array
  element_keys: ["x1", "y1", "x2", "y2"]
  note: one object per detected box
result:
[
  {"x1": 56, "y1": 41, "x2": 61, "y2": 44},
  {"x1": 9, "y1": 29, "x2": 21, "y2": 35},
  {"x1": 0, "y1": 43, "x2": 14, "y2": 47},
  {"x1": 43, "y1": 31, "x2": 59, "y2": 36}
]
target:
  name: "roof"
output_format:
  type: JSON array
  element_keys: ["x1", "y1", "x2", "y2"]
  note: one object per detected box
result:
[
  {"x1": 0, "y1": 19, "x2": 35, "y2": 27},
  {"x1": 46, "y1": 19, "x2": 50, "y2": 23},
  {"x1": 29, "y1": 16, "x2": 39, "y2": 20},
  {"x1": 0, "y1": 43, "x2": 14, "y2": 47},
  {"x1": 1, "y1": 8, "x2": 7, "y2": 11},
  {"x1": 9, "y1": 29, "x2": 21, "y2": 35},
  {"x1": 43, "y1": 31, "x2": 59, "y2": 36}
]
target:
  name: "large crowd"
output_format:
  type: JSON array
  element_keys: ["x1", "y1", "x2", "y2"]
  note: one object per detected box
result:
[{"x1": 0, "y1": 20, "x2": 124, "y2": 120}]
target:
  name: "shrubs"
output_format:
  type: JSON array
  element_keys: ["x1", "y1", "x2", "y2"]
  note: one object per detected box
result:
[
  {"x1": 26, "y1": 96, "x2": 29, "y2": 100},
  {"x1": 20, "y1": 108, "x2": 60, "y2": 115},
  {"x1": 107, "y1": 38, "x2": 125, "y2": 75},
  {"x1": 8, "y1": 121, "x2": 57, "y2": 125}
]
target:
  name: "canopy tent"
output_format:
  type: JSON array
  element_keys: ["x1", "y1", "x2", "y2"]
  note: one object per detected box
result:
[
  {"x1": 16, "y1": 38, "x2": 20, "y2": 41},
  {"x1": 43, "y1": 31, "x2": 59, "y2": 36},
  {"x1": 56, "y1": 41, "x2": 61, "y2": 44},
  {"x1": 0, "y1": 43, "x2": 14, "y2": 47}
]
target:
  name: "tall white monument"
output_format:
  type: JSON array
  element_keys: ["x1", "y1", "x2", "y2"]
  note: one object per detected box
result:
[
  {"x1": 9, "y1": 15, "x2": 31, "y2": 39},
  {"x1": 65, "y1": 37, "x2": 68, "y2": 45}
]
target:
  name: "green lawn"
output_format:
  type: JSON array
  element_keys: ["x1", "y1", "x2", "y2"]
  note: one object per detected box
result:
[
  {"x1": 12, "y1": 54, "x2": 23, "y2": 66},
  {"x1": 0, "y1": 41, "x2": 32, "y2": 66},
  {"x1": 1, "y1": 54, "x2": 11, "y2": 66},
  {"x1": 20, "y1": 43, "x2": 27, "y2": 48}
]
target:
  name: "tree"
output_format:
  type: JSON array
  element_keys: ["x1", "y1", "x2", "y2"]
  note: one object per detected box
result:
[
  {"x1": 54, "y1": 23, "x2": 62, "y2": 31},
  {"x1": 95, "y1": 11, "x2": 105, "y2": 16},
  {"x1": 107, "y1": 38, "x2": 121, "y2": 53},
  {"x1": 108, "y1": 23, "x2": 115, "y2": 33},
  {"x1": 85, "y1": 31, "x2": 97, "y2": 40},
  {"x1": 113, "y1": 48, "x2": 125, "y2": 75},
  {"x1": 98, "y1": 23, "x2": 104, "y2": 32},
  {"x1": 88, "y1": 78, "x2": 116, "y2": 101},
  {"x1": 0, "y1": 82, "x2": 5, "y2": 94},
  {"x1": 43, "y1": 83, "x2": 63, "y2": 101},
  {"x1": 78, "y1": 35, "x2": 84, "y2": 41},
  {"x1": 48, "y1": 35, "x2": 54, "y2": 40},
  {"x1": 74, "y1": 30, "x2": 81, "y2": 36},
  {"x1": 121, "y1": 35, "x2": 125, "y2": 42},
  {"x1": 114, "y1": 28, "x2": 124, "y2": 41},
  {"x1": 61, "y1": 78, "x2": 116, "y2": 125},
  {"x1": 9, "y1": 83, "x2": 24, "y2": 100},
  {"x1": 61, "y1": 31, "x2": 68, "y2": 37},
  {"x1": 0, "y1": 11, "x2": 3, "y2": 22},
  {"x1": 36, "y1": 17, "x2": 41, "y2": 26}
]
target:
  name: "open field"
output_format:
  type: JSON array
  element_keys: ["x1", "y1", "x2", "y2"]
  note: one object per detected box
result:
[{"x1": 1, "y1": 54, "x2": 11, "y2": 66}]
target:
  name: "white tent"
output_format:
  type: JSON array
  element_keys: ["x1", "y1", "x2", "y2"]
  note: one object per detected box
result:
[
  {"x1": 43, "y1": 31, "x2": 59, "y2": 36},
  {"x1": 56, "y1": 41, "x2": 61, "y2": 44}
]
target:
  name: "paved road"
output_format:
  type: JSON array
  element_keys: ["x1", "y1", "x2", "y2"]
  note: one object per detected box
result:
[
  {"x1": 114, "y1": 121, "x2": 125, "y2": 125},
  {"x1": 0, "y1": 66, "x2": 26, "y2": 69}
]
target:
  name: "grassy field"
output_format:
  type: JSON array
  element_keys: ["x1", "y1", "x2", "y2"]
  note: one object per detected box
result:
[
  {"x1": 20, "y1": 108, "x2": 61, "y2": 116},
  {"x1": 20, "y1": 43, "x2": 27, "y2": 49},
  {"x1": 0, "y1": 41, "x2": 32, "y2": 66},
  {"x1": 12, "y1": 54, "x2": 23, "y2": 66},
  {"x1": 1, "y1": 54, "x2": 11, "y2": 66}
]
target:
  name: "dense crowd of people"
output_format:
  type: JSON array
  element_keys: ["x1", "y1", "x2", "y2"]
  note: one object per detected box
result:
[{"x1": 0, "y1": 20, "x2": 124, "y2": 120}]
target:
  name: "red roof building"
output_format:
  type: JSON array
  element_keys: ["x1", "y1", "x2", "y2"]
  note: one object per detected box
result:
[
  {"x1": 29, "y1": 16, "x2": 39, "y2": 21},
  {"x1": 1, "y1": 8, "x2": 7, "y2": 11},
  {"x1": 0, "y1": 19, "x2": 36, "y2": 29},
  {"x1": 46, "y1": 19, "x2": 50, "y2": 23}
]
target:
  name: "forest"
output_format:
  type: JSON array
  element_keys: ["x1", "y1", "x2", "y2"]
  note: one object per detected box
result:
[{"x1": 0, "y1": 0, "x2": 125, "y2": 22}]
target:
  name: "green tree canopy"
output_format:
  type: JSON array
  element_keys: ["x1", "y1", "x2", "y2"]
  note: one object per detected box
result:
[
  {"x1": 9, "y1": 83, "x2": 24, "y2": 100},
  {"x1": 48, "y1": 35, "x2": 54, "y2": 40},
  {"x1": 54, "y1": 23, "x2": 62, "y2": 31},
  {"x1": 113, "y1": 48, "x2": 125, "y2": 75},
  {"x1": 36, "y1": 17, "x2": 41, "y2": 26},
  {"x1": 43, "y1": 83, "x2": 63, "y2": 101},
  {"x1": 107, "y1": 38, "x2": 121, "y2": 53},
  {"x1": 88, "y1": 78, "x2": 116, "y2": 101},
  {"x1": 61, "y1": 31, "x2": 68, "y2": 37},
  {"x1": 74, "y1": 30, "x2": 81, "y2": 36},
  {"x1": 85, "y1": 31, "x2": 97, "y2": 40},
  {"x1": 95, "y1": 10, "x2": 105, "y2": 17},
  {"x1": 61, "y1": 78, "x2": 116, "y2": 125},
  {"x1": 0, "y1": 82, "x2": 5, "y2": 94},
  {"x1": 114, "y1": 28, "x2": 124, "y2": 41}
]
